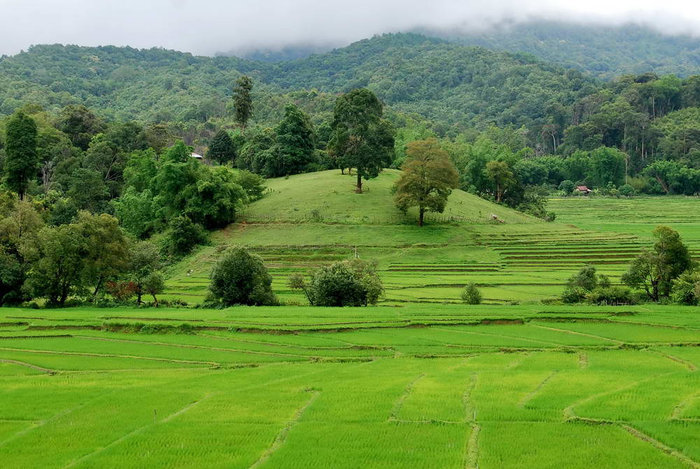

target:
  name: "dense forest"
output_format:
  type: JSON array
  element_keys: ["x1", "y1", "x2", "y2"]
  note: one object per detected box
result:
[{"x1": 435, "y1": 21, "x2": 700, "y2": 80}]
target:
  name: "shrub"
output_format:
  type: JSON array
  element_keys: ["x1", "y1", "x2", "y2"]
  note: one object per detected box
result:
[
  {"x1": 561, "y1": 286, "x2": 588, "y2": 304},
  {"x1": 208, "y1": 246, "x2": 277, "y2": 306},
  {"x1": 558, "y1": 180, "x2": 575, "y2": 195},
  {"x1": 291, "y1": 259, "x2": 383, "y2": 307},
  {"x1": 672, "y1": 269, "x2": 700, "y2": 305},
  {"x1": 461, "y1": 283, "x2": 482, "y2": 305},
  {"x1": 618, "y1": 184, "x2": 635, "y2": 197},
  {"x1": 587, "y1": 286, "x2": 635, "y2": 305},
  {"x1": 166, "y1": 216, "x2": 207, "y2": 256}
]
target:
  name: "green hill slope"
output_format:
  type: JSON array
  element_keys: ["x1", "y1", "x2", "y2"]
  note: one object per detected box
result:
[{"x1": 242, "y1": 169, "x2": 536, "y2": 225}]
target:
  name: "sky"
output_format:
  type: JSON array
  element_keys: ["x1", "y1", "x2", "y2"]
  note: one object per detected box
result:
[{"x1": 0, "y1": 0, "x2": 699, "y2": 56}]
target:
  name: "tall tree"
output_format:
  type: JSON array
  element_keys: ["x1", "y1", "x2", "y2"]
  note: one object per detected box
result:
[
  {"x1": 274, "y1": 104, "x2": 316, "y2": 176},
  {"x1": 393, "y1": 138, "x2": 459, "y2": 226},
  {"x1": 4, "y1": 112, "x2": 38, "y2": 199},
  {"x1": 622, "y1": 226, "x2": 692, "y2": 301},
  {"x1": 56, "y1": 104, "x2": 104, "y2": 151},
  {"x1": 328, "y1": 89, "x2": 395, "y2": 193},
  {"x1": 485, "y1": 161, "x2": 516, "y2": 203},
  {"x1": 232, "y1": 75, "x2": 254, "y2": 130},
  {"x1": 207, "y1": 129, "x2": 237, "y2": 165}
]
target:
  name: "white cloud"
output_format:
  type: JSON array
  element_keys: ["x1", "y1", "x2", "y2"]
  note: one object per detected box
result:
[{"x1": 0, "y1": 0, "x2": 698, "y2": 56}]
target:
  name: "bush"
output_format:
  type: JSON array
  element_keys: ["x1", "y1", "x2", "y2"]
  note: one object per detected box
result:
[
  {"x1": 291, "y1": 259, "x2": 383, "y2": 307},
  {"x1": 461, "y1": 283, "x2": 482, "y2": 304},
  {"x1": 561, "y1": 286, "x2": 588, "y2": 304},
  {"x1": 166, "y1": 216, "x2": 207, "y2": 256},
  {"x1": 558, "y1": 180, "x2": 575, "y2": 195},
  {"x1": 208, "y1": 246, "x2": 277, "y2": 306},
  {"x1": 587, "y1": 286, "x2": 635, "y2": 305},
  {"x1": 618, "y1": 184, "x2": 635, "y2": 197},
  {"x1": 672, "y1": 269, "x2": 700, "y2": 305}
]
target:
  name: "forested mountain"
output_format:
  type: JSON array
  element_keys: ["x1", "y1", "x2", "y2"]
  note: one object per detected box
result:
[
  {"x1": 422, "y1": 22, "x2": 700, "y2": 79},
  {"x1": 0, "y1": 34, "x2": 594, "y2": 134}
]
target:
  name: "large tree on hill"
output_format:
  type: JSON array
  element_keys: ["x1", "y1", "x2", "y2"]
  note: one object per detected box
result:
[
  {"x1": 622, "y1": 226, "x2": 692, "y2": 301},
  {"x1": 274, "y1": 104, "x2": 316, "y2": 176},
  {"x1": 232, "y1": 75, "x2": 253, "y2": 130},
  {"x1": 207, "y1": 129, "x2": 237, "y2": 165},
  {"x1": 393, "y1": 138, "x2": 459, "y2": 226},
  {"x1": 5, "y1": 112, "x2": 38, "y2": 199},
  {"x1": 328, "y1": 89, "x2": 395, "y2": 193}
]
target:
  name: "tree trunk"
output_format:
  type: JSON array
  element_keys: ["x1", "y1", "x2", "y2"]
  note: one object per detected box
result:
[
  {"x1": 355, "y1": 172, "x2": 362, "y2": 193},
  {"x1": 152, "y1": 294, "x2": 158, "y2": 307},
  {"x1": 418, "y1": 206, "x2": 425, "y2": 227}
]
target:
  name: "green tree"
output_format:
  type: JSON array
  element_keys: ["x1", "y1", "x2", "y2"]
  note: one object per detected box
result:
[
  {"x1": 393, "y1": 138, "x2": 459, "y2": 226},
  {"x1": 76, "y1": 212, "x2": 130, "y2": 300},
  {"x1": 272, "y1": 104, "x2": 316, "y2": 176},
  {"x1": 208, "y1": 246, "x2": 277, "y2": 306},
  {"x1": 207, "y1": 129, "x2": 237, "y2": 165},
  {"x1": 166, "y1": 216, "x2": 207, "y2": 256},
  {"x1": 622, "y1": 226, "x2": 692, "y2": 301},
  {"x1": 233, "y1": 75, "x2": 254, "y2": 130},
  {"x1": 590, "y1": 147, "x2": 626, "y2": 187},
  {"x1": 129, "y1": 241, "x2": 162, "y2": 304},
  {"x1": 291, "y1": 259, "x2": 383, "y2": 307},
  {"x1": 0, "y1": 199, "x2": 43, "y2": 305},
  {"x1": 328, "y1": 89, "x2": 395, "y2": 193},
  {"x1": 56, "y1": 104, "x2": 104, "y2": 151},
  {"x1": 5, "y1": 112, "x2": 38, "y2": 199},
  {"x1": 485, "y1": 160, "x2": 516, "y2": 203},
  {"x1": 461, "y1": 283, "x2": 482, "y2": 305},
  {"x1": 143, "y1": 272, "x2": 165, "y2": 306},
  {"x1": 25, "y1": 223, "x2": 88, "y2": 306},
  {"x1": 672, "y1": 269, "x2": 700, "y2": 305}
]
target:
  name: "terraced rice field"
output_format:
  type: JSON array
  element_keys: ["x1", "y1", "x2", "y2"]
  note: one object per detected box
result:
[
  {"x1": 162, "y1": 172, "x2": 699, "y2": 307},
  {"x1": 0, "y1": 305, "x2": 698, "y2": 468}
]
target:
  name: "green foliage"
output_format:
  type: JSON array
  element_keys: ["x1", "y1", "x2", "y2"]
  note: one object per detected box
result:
[
  {"x1": 25, "y1": 223, "x2": 88, "y2": 306},
  {"x1": 4, "y1": 112, "x2": 38, "y2": 199},
  {"x1": 567, "y1": 265, "x2": 599, "y2": 291},
  {"x1": 622, "y1": 226, "x2": 692, "y2": 301},
  {"x1": 207, "y1": 129, "x2": 236, "y2": 165},
  {"x1": 129, "y1": 240, "x2": 162, "y2": 304},
  {"x1": 56, "y1": 104, "x2": 105, "y2": 151},
  {"x1": 586, "y1": 286, "x2": 635, "y2": 305},
  {"x1": 76, "y1": 211, "x2": 130, "y2": 300},
  {"x1": 273, "y1": 104, "x2": 316, "y2": 176},
  {"x1": 234, "y1": 170, "x2": 266, "y2": 201},
  {"x1": 294, "y1": 259, "x2": 383, "y2": 307},
  {"x1": 166, "y1": 216, "x2": 207, "y2": 257},
  {"x1": 672, "y1": 269, "x2": 700, "y2": 305},
  {"x1": 208, "y1": 246, "x2": 277, "y2": 306},
  {"x1": 461, "y1": 282, "x2": 482, "y2": 304},
  {"x1": 328, "y1": 89, "x2": 395, "y2": 192},
  {"x1": 618, "y1": 184, "x2": 635, "y2": 197},
  {"x1": 393, "y1": 138, "x2": 459, "y2": 226},
  {"x1": 232, "y1": 75, "x2": 254, "y2": 129},
  {"x1": 143, "y1": 271, "x2": 165, "y2": 305}
]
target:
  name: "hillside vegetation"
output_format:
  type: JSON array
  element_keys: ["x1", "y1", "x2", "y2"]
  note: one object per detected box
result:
[
  {"x1": 242, "y1": 170, "x2": 535, "y2": 224},
  {"x1": 440, "y1": 21, "x2": 700, "y2": 80}
]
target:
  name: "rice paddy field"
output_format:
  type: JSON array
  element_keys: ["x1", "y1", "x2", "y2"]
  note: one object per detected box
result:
[
  {"x1": 0, "y1": 304, "x2": 698, "y2": 468},
  {"x1": 1, "y1": 171, "x2": 699, "y2": 467}
]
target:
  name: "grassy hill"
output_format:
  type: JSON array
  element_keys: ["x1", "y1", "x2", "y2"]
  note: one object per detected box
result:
[
  {"x1": 161, "y1": 172, "x2": 700, "y2": 307},
  {"x1": 241, "y1": 170, "x2": 535, "y2": 225}
]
